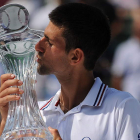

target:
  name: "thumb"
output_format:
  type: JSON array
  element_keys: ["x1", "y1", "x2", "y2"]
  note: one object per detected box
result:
[{"x1": 48, "y1": 127, "x2": 62, "y2": 140}]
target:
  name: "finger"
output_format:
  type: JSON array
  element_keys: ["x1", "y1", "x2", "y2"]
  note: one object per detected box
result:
[
  {"x1": 0, "y1": 87, "x2": 24, "y2": 98},
  {"x1": 0, "y1": 79, "x2": 23, "y2": 92},
  {"x1": 1, "y1": 74, "x2": 15, "y2": 85},
  {"x1": 48, "y1": 127, "x2": 62, "y2": 140},
  {"x1": 0, "y1": 95, "x2": 20, "y2": 106}
]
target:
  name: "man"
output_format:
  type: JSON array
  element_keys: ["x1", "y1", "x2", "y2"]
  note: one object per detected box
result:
[
  {"x1": 111, "y1": 9, "x2": 140, "y2": 102},
  {"x1": 0, "y1": 3, "x2": 140, "y2": 140}
]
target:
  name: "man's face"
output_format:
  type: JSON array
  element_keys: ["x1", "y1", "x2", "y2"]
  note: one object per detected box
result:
[{"x1": 35, "y1": 22, "x2": 70, "y2": 75}]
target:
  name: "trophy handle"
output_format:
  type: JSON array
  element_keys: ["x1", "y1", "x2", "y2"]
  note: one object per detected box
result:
[{"x1": 0, "y1": 4, "x2": 29, "y2": 38}]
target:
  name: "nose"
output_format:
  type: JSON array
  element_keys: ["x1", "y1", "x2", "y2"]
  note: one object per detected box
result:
[{"x1": 35, "y1": 37, "x2": 44, "y2": 53}]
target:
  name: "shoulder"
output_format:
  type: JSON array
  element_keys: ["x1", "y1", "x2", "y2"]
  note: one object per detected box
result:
[
  {"x1": 104, "y1": 87, "x2": 139, "y2": 107},
  {"x1": 118, "y1": 37, "x2": 135, "y2": 49},
  {"x1": 105, "y1": 88, "x2": 140, "y2": 139},
  {"x1": 102, "y1": 87, "x2": 140, "y2": 122},
  {"x1": 115, "y1": 38, "x2": 137, "y2": 56}
]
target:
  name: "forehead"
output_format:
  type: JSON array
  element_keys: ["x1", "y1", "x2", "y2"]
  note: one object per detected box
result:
[{"x1": 44, "y1": 21, "x2": 64, "y2": 40}]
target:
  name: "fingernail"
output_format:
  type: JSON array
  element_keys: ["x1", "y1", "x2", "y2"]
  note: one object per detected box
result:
[
  {"x1": 18, "y1": 80, "x2": 23, "y2": 84},
  {"x1": 48, "y1": 127, "x2": 52, "y2": 130},
  {"x1": 16, "y1": 96, "x2": 20, "y2": 100},
  {"x1": 11, "y1": 74, "x2": 15, "y2": 78},
  {"x1": 19, "y1": 89, "x2": 24, "y2": 93}
]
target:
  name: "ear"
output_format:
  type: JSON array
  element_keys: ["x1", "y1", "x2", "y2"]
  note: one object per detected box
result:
[{"x1": 69, "y1": 48, "x2": 84, "y2": 65}]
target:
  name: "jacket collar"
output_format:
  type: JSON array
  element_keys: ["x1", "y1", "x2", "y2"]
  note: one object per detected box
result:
[{"x1": 40, "y1": 77, "x2": 108, "y2": 111}]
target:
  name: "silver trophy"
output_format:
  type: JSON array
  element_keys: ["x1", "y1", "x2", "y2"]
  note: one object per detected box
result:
[{"x1": 0, "y1": 4, "x2": 52, "y2": 140}]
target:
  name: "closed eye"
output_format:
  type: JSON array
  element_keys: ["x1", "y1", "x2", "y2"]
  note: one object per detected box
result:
[
  {"x1": 44, "y1": 34, "x2": 53, "y2": 46},
  {"x1": 48, "y1": 41, "x2": 52, "y2": 46}
]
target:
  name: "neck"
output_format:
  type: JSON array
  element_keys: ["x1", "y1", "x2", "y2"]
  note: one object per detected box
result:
[{"x1": 55, "y1": 69, "x2": 94, "y2": 113}]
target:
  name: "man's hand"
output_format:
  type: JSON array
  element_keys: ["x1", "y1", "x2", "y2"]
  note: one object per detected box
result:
[
  {"x1": 48, "y1": 127, "x2": 62, "y2": 140},
  {"x1": 0, "y1": 73, "x2": 24, "y2": 135}
]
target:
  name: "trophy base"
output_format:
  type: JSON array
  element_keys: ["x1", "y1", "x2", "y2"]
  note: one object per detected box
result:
[{"x1": 1, "y1": 128, "x2": 51, "y2": 140}]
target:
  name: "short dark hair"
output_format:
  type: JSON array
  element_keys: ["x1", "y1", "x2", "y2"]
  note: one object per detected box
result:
[{"x1": 49, "y1": 3, "x2": 111, "y2": 70}]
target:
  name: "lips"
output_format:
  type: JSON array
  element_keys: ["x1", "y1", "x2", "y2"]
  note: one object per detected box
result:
[{"x1": 36, "y1": 55, "x2": 41, "y2": 62}]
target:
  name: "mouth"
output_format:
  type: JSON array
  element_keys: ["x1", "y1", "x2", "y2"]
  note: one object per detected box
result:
[
  {"x1": 36, "y1": 55, "x2": 41, "y2": 63},
  {"x1": 36, "y1": 51, "x2": 44, "y2": 63}
]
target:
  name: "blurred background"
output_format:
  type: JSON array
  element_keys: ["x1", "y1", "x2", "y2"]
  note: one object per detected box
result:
[{"x1": 0, "y1": 0, "x2": 140, "y2": 102}]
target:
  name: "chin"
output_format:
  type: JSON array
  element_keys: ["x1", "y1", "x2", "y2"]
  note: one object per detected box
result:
[{"x1": 37, "y1": 65, "x2": 51, "y2": 75}]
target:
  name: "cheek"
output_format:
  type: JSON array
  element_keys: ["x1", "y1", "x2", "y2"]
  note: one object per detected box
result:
[
  {"x1": 52, "y1": 46, "x2": 60, "y2": 53},
  {"x1": 43, "y1": 46, "x2": 68, "y2": 66},
  {"x1": 50, "y1": 47, "x2": 65, "y2": 59}
]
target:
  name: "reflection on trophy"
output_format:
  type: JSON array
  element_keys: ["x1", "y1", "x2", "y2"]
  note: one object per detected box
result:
[{"x1": 0, "y1": 4, "x2": 52, "y2": 140}]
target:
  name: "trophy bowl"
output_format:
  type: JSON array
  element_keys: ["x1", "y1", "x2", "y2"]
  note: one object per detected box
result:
[{"x1": 0, "y1": 4, "x2": 52, "y2": 140}]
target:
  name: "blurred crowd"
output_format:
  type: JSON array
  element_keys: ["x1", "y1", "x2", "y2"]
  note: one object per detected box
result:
[{"x1": 0, "y1": 0, "x2": 140, "y2": 102}]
